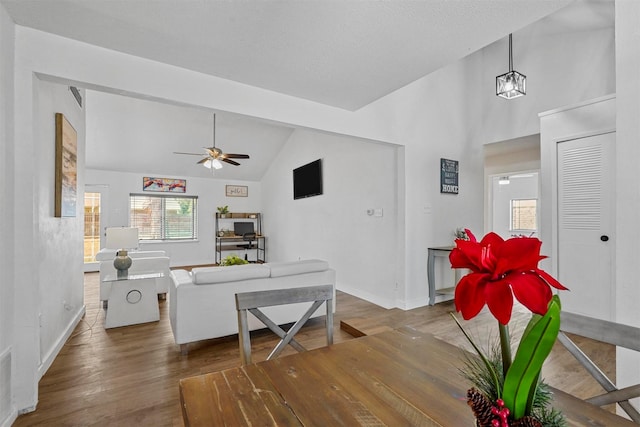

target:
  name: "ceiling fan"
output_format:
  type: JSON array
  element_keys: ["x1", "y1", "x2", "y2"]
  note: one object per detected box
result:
[{"x1": 174, "y1": 114, "x2": 250, "y2": 170}]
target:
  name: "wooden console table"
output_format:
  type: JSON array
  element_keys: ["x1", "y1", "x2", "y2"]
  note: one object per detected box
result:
[{"x1": 179, "y1": 327, "x2": 634, "y2": 426}]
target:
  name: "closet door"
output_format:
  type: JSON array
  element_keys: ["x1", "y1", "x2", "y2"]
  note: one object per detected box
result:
[{"x1": 557, "y1": 132, "x2": 614, "y2": 320}]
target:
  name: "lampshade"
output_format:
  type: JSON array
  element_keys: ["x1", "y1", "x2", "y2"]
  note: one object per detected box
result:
[
  {"x1": 105, "y1": 227, "x2": 139, "y2": 250},
  {"x1": 203, "y1": 158, "x2": 223, "y2": 170},
  {"x1": 496, "y1": 34, "x2": 526, "y2": 99}
]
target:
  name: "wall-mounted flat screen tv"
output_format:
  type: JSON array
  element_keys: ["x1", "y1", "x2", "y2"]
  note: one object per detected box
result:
[{"x1": 293, "y1": 159, "x2": 323, "y2": 200}]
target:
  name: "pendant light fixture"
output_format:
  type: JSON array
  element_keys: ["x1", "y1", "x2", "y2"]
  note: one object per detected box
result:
[{"x1": 496, "y1": 34, "x2": 526, "y2": 99}]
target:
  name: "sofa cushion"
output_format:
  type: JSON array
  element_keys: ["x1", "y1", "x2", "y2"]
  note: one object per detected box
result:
[
  {"x1": 192, "y1": 264, "x2": 270, "y2": 284},
  {"x1": 267, "y1": 259, "x2": 329, "y2": 278}
]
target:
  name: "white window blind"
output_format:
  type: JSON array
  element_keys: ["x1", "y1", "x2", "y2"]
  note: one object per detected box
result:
[
  {"x1": 130, "y1": 194, "x2": 198, "y2": 241},
  {"x1": 510, "y1": 198, "x2": 537, "y2": 232}
]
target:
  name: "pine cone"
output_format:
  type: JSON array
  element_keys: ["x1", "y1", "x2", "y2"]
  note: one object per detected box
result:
[
  {"x1": 467, "y1": 388, "x2": 494, "y2": 427},
  {"x1": 511, "y1": 416, "x2": 543, "y2": 427}
]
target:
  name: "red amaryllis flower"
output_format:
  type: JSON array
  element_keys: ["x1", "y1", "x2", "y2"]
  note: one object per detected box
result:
[{"x1": 450, "y1": 230, "x2": 568, "y2": 325}]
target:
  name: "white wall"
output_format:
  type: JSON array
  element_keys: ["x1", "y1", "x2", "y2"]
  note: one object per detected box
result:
[
  {"x1": 351, "y1": 24, "x2": 615, "y2": 307},
  {"x1": 614, "y1": 0, "x2": 640, "y2": 412},
  {"x1": 0, "y1": 3, "x2": 16, "y2": 426},
  {"x1": 261, "y1": 130, "x2": 400, "y2": 308},
  {"x1": 85, "y1": 169, "x2": 261, "y2": 267},
  {"x1": 10, "y1": 38, "x2": 88, "y2": 413},
  {"x1": 34, "y1": 79, "x2": 86, "y2": 376}
]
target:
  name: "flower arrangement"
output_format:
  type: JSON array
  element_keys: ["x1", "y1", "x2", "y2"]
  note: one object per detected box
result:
[{"x1": 449, "y1": 229, "x2": 569, "y2": 427}]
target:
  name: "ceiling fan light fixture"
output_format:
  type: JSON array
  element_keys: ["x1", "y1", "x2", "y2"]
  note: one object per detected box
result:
[
  {"x1": 496, "y1": 34, "x2": 526, "y2": 99},
  {"x1": 202, "y1": 158, "x2": 223, "y2": 170},
  {"x1": 175, "y1": 113, "x2": 249, "y2": 169}
]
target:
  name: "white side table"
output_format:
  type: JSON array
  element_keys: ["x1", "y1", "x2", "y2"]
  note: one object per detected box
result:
[{"x1": 103, "y1": 272, "x2": 162, "y2": 329}]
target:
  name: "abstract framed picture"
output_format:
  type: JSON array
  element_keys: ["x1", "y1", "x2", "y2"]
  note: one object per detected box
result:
[
  {"x1": 55, "y1": 113, "x2": 78, "y2": 217},
  {"x1": 143, "y1": 177, "x2": 187, "y2": 193},
  {"x1": 226, "y1": 185, "x2": 248, "y2": 197}
]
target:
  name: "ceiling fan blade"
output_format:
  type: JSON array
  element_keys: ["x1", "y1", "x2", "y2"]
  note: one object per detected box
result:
[
  {"x1": 222, "y1": 158, "x2": 241, "y2": 166},
  {"x1": 174, "y1": 151, "x2": 204, "y2": 156},
  {"x1": 223, "y1": 153, "x2": 250, "y2": 159},
  {"x1": 196, "y1": 157, "x2": 210, "y2": 164}
]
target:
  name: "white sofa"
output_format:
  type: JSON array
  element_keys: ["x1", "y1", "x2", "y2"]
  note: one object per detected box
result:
[
  {"x1": 96, "y1": 249, "x2": 172, "y2": 304},
  {"x1": 170, "y1": 259, "x2": 336, "y2": 354}
]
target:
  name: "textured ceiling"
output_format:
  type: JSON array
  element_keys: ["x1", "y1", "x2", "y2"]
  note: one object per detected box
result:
[{"x1": 1, "y1": 0, "x2": 585, "y2": 111}]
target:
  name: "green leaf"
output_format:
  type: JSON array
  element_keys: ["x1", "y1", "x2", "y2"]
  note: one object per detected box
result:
[
  {"x1": 502, "y1": 295, "x2": 561, "y2": 419},
  {"x1": 450, "y1": 313, "x2": 502, "y2": 397}
]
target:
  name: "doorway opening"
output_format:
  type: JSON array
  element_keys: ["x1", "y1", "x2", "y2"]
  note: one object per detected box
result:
[
  {"x1": 489, "y1": 172, "x2": 539, "y2": 240},
  {"x1": 84, "y1": 185, "x2": 109, "y2": 272},
  {"x1": 84, "y1": 191, "x2": 101, "y2": 264}
]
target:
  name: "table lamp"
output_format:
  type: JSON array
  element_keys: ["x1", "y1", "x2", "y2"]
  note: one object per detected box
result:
[{"x1": 105, "y1": 227, "x2": 139, "y2": 278}]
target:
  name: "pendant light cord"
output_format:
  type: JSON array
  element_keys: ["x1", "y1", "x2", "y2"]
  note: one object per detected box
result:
[{"x1": 508, "y1": 34, "x2": 513, "y2": 72}]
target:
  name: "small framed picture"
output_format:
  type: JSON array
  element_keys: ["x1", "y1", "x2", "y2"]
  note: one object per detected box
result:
[
  {"x1": 226, "y1": 185, "x2": 248, "y2": 197},
  {"x1": 440, "y1": 158, "x2": 459, "y2": 194}
]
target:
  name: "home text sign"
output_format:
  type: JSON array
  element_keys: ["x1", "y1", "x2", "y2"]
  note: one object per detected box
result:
[{"x1": 440, "y1": 158, "x2": 459, "y2": 194}]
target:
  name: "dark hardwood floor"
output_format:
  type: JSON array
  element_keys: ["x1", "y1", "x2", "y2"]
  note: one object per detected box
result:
[{"x1": 13, "y1": 272, "x2": 613, "y2": 426}]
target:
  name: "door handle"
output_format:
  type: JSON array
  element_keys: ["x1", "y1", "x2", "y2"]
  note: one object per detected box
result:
[{"x1": 600, "y1": 235, "x2": 609, "y2": 242}]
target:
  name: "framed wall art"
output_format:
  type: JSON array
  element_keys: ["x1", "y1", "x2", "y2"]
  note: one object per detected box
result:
[
  {"x1": 55, "y1": 113, "x2": 78, "y2": 217},
  {"x1": 143, "y1": 177, "x2": 187, "y2": 193},
  {"x1": 440, "y1": 158, "x2": 459, "y2": 194},
  {"x1": 226, "y1": 185, "x2": 248, "y2": 197}
]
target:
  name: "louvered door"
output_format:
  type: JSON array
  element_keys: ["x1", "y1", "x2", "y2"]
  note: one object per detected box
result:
[{"x1": 557, "y1": 132, "x2": 614, "y2": 320}]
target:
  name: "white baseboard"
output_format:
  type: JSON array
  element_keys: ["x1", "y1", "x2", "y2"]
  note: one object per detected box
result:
[
  {"x1": 0, "y1": 346, "x2": 16, "y2": 427},
  {"x1": 0, "y1": 408, "x2": 17, "y2": 427},
  {"x1": 402, "y1": 297, "x2": 431, "y2": 311},
  {"x1": 37, "y1": 305, "x2": 86, "y2": 380}
]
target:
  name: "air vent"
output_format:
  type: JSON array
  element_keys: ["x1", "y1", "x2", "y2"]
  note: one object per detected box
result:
[{"x1": 69, "y1": 86, "x2": 82, "y2": 108}]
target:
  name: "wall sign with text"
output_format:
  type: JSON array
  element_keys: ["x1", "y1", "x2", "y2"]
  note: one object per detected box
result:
[
  {"x1": 226, "y1": 185, "x2": 248, "y2": 197},
  {"x1": 440, "y1": 158, "x2": 459, "y2": 194}
]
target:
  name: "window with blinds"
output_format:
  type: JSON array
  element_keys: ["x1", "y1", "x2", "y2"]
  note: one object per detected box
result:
[
  {"x1": 130, "y1": 194, "x2": 198, "y2": 241},
  {"x1": 510, "y1": 198, "x2": 537, "y2": 232}
]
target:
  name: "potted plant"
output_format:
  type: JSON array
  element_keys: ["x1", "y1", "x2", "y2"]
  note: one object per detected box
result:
[
  {"x1": 217, "y1": 205, "x2": 229, "y2": 218},
  {"x1": 450, "y1": 229, "x2": 569, "y2": 427},
  {"x1": 219, "y1": 254, "x2": 248, "y2": 266}
]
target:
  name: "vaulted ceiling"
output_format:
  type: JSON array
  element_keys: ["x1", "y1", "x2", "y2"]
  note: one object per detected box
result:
[{"x1": 1, "y1": 0, "x2": 614, "y2": 180}]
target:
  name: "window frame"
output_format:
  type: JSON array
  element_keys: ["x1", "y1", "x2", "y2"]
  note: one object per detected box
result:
[{"x1": 129, "y1": 193, "x2": 198, "y2": 242}]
